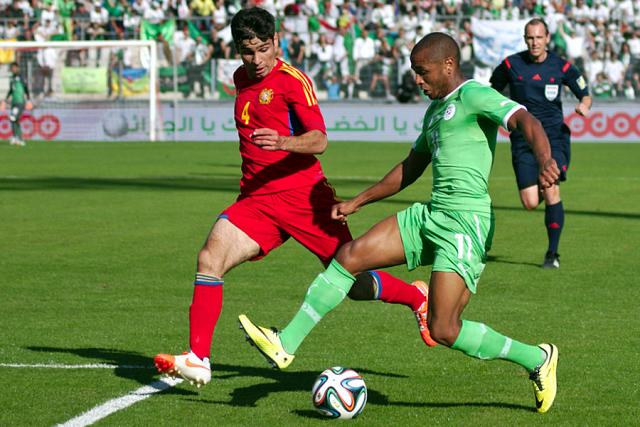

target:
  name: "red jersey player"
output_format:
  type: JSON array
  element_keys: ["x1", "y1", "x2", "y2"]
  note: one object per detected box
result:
[{"x1": 154, "y1": 7, "x2": 435, "y2": 387}]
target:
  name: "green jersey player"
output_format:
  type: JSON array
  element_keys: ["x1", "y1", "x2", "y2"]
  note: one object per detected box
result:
[
  {"x1": 240, "y1": 33, "x2": 561, "y2": 413},
  {"x1": 2, "y1": 62, "x2": 32, "y2": 146}
]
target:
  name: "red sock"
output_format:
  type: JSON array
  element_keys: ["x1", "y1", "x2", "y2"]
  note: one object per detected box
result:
[
  {"x1": 189, "y1": 283, "x2": 223, "y2": 360},
  {"x1": 371, "y1": 270, "x2": 423, "y2": 311}
]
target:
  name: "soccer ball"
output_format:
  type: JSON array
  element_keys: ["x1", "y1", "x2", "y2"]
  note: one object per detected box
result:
[{"x1": 311, "y1": 367, "x2": 367, "y2": 419}]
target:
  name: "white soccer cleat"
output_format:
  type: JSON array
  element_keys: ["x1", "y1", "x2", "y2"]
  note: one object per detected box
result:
[{"x1": 154, "y1": 351, "x2": 211, "y2": 388}]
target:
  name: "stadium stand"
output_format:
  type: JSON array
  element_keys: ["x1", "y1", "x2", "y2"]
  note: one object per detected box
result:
[{"x1": 0, "y1": 0, "x2": 639, "y2": 101}]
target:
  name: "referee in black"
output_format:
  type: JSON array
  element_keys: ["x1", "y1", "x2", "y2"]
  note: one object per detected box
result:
[{"x1": 490, "y1": 18, "x2": 592, "y2": 269}]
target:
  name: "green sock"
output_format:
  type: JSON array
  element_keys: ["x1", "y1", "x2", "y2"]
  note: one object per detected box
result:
[
  {"x1": 451, "y1": 320, "x2": 546, "y2": 371},
  {"x1": 279, "y1": 259, "x2": 355, "y2": 354}
]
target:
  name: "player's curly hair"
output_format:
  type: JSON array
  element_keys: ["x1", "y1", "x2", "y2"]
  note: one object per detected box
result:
[{"x1": 231, "y1": 7, "x2": 275, "y2": 44}]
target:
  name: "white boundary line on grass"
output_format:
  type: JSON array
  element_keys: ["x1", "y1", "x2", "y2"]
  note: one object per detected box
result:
[
  {"x1": 0, "y1": 363, "x2": 181, "y2": 426},
  {"x1": 56, "y1": 377, "x2": 183, "y2": 427},
  {"x1": 0, "y1": 363, "x2": 151, "y2": 369}
]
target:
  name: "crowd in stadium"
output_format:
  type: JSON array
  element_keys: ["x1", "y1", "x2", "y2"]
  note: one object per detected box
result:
[{"x1": 1, "y1": 0, "x2": 639, "y2": 100}]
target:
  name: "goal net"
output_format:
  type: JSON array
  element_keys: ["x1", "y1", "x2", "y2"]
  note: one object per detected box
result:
[{"x1": 0, "y1": 40, "x2": 157, "y2": 142}]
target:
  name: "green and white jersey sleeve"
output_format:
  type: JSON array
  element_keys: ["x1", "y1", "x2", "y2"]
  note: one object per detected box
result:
[{"x1": 419, "y1": 80, "x2": 524, "y2": 215}]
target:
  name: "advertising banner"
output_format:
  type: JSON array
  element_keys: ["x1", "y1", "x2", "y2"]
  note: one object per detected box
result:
[
  {"x1": 2, "y1": 103, "x2": 638, "y2": 142},
  {"x1": 62, "y1": 67, "x2": 108, "y2": 94}
]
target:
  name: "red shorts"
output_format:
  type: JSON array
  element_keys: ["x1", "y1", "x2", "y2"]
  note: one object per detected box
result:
[{"x1": 220, "y1": 180, "x2": 353, "y2": 264}]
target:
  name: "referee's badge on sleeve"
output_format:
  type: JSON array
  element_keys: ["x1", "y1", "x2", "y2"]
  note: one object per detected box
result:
[
  {"x1": 545, "y1": 84, "x2": 559, "y2": 101},
  {"x1": 577, "y1": 76, "x2": 587, "y2": 90}
]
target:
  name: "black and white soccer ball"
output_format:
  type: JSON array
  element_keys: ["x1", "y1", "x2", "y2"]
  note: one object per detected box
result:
[{"x1": 311, "y1": 367, "x2": 367, "y2": 419}]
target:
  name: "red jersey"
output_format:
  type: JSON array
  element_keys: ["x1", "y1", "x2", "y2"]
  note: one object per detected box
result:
[{"x1": 233, "y1": 59, "x2": 327, "y2": 195}]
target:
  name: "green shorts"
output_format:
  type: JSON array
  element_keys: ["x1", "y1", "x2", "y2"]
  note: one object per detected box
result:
[{"x1": 396, "y1": 202, "x2": 495, "y2": 293}]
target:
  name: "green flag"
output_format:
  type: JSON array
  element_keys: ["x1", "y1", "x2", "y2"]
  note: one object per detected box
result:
[
  {"x1": 187, "y1": 20, "x2": 210, "y2": 43},
  {"x1": 141, "y1": 19, "x2": 176, "y2": 44}
]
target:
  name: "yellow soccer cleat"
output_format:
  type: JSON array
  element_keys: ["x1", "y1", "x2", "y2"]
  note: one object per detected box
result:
[
  {"x1": 238, "y1": 314, "x2": 294, "y2": 370},
  {"x1": 530, "y1": 343, "x2": 559, "y2": 413}
]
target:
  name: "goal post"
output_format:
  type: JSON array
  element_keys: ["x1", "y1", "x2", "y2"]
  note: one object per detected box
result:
[{"x1": 0, "y1": 39, "x2": 158, "y2": 141}]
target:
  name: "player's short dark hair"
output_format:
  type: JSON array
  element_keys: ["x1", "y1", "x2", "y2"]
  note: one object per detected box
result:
[
  {"x1": 525, "y1": 18, "x2": 549, "y2": 35},
  {"x1": 10, "y1": 61, "x2": 18, "y2": 68},
  {"x1": 231, "y1": 7, "x2": 275, "y2": 44},
  {"x1": 414, "y1": 32, "x2": 460, "y2": 65}
]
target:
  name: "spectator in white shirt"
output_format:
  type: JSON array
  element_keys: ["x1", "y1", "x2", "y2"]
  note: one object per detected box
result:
[
  {"x1": 500, "y1": 0, "x2": 520, "y2": 20},
  {"x1": 570, "y1": 0, "x2": 592, "y2": 24},
  {"x1": 174, "y1": 25, "x2": 196, "y2": 64},
  {"x1": 612, "y1": 0, "x2": 634, "y2": 23},
  {"x1": 90, "y1": 1, "x2": 110, "y2": 26},
  {"x1": 212, "y1": 0, "x2": 227, "y2": 30},
  {"x1": 4, "y1": 20, "x2": 19, "y2": 39},
  {"x1": 123, "y1": 6, "x2": 141, "y2": 38},
  {"x1": 353, "y1": 27, "x2": 375, "y2": 84},
  {"x1": 400, "y1": 9, "x2": 419, "y2": 40},
  {"x1": 177, "y1": 0, "x2": 190, "y2": 18},
  {"x1": 40, "y1": 3, "x2": 56, "y2": 25},
  {"x1": 0, "y1": 0, "x2": 11, "y2": 12},
  {"x1": 592, "y1": 0, "x2": 609, "y2": 22},
  {"x1": 186, "y1": 35, "x2": 210, "y2": 98},
  {"x1": 132, "y1": 0, "x2": 149, "y2": 16},
  {"x1": 586, "y1": 50, "x2": 604, "y2": 83},
  {"x1": 332, "y1": 25, "x2": 349, "y2": 80},
  {"x1": 309, "y1": 33, "x2": 334, "y2": 86},
  {"x1": 144, "y1": 1, "x2": 165, "y2": 24},
  {"x1": 370, "y1": 0, "x2": 395, "y2": 30},
  {"x1": 559, "y1": 21, "x2": 587, "y2": 69},
  {"x1": 16, "y1": 0, "x2": 33, "y2": 17},
  {"x1": 604, "y1": 50, "x2": 626, "y2": 93},
  {"x1": 627, "y1": 30, "x2": 640, "y2": 59},
  {"x1": 332, "y1": 25, "x2": 356, "y2": 98}
]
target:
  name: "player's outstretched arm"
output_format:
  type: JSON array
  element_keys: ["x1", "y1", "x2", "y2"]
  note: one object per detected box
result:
[
  {"x1": 332, "y1": 149, "x2": 430, "y2": 221},
  {"x1": 250, "y1": 128, "x2": 327, "y2": 154},
  {"x1": 508, "y1": 109, "x2": 560, "y2": 188}
]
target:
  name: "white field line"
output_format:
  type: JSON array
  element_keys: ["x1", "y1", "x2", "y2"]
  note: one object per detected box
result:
[
  {"x1": 56, "y1": 377, "x2": 183, "y2": 427},
  {"x1": 0, "y1": 363, "x2": 180, "y2": 426},
  {"x1": 0, "y1": 363, "x2": 151, "y2": 369}
]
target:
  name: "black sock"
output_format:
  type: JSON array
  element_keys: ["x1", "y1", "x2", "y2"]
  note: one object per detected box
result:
[{"x1": 545, "y1": 201, "x2": 564, "y2": 254}]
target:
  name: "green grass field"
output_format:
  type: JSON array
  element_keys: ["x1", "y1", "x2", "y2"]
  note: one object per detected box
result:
[{"x1": 1, "y1": 141, "x2": 638, "y2": 426}]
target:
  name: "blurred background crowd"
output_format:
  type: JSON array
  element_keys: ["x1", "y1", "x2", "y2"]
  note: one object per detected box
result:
[{"x1": 1, "y1": 0, "x2": 639, "y2": 101}]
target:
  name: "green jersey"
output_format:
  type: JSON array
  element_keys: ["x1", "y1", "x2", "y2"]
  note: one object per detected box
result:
[
  {"x1": 8, "y1": 74, "x2": 28, "y2": 105},
  {"x1": 414, "y1": 80, "x2": 523, "y2": 215}
]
